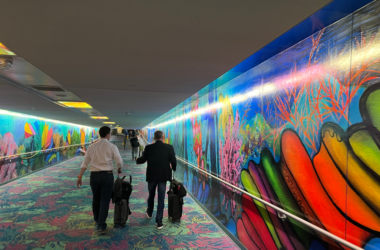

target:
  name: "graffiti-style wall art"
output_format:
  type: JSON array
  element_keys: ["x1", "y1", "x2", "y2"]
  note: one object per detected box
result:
[
  {"x1": 143, "y1": 1, "x2": 380, "y2": 249},
  {"x1": 0, "y1": 110, "x2": 98, "y2": 184}
]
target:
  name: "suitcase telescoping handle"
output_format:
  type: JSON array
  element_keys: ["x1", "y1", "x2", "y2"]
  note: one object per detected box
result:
[
  {"x1": 117, "y1": 173, "x2": 132, "y2": 184},
  {"x1": 170, "y1": 169, "x2": 174, "y2": 192}
]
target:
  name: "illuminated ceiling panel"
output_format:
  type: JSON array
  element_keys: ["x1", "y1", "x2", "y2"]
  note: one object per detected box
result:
[
  {"x1": 0, "y1": 43, "x2": 15, "y2": 56},
  {"x1": 90, "y1": 116, "x2": 108, "y2": 120},
  {"x1": 103, "y1": 122, "x2": 115, "y2": 124},
  {"x1": 58, "y1": 101, "x2": 92, "y2": 109}
]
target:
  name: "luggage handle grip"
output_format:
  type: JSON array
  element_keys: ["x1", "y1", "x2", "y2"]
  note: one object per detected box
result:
[
  {"x1": 117, "y1": 173, "x2": 132, "y2": 184},
  {"x1": 118, "y1": 173, "x2": 126, "y2": 181}
]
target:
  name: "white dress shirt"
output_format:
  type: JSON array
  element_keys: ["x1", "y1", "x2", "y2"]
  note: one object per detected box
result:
[{"x1": 81, "y1": 138, "x2": 123, "y2": 171}]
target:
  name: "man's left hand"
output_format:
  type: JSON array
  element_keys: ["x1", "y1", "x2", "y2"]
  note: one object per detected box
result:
[{"x1": 77, "y1": 178, "x2": 82, "y2": 188}]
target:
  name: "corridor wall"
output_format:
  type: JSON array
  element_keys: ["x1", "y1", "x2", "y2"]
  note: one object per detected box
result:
[
  {"x1": 143, "y1": 1, "x2": 380, "y2": 249},
  {"x1": 0, "y1": 109, "x2": 98, "y2": 184}
]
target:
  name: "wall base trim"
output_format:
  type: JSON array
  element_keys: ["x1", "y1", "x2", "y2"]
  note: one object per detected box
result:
[{"x1": 186, "y1": 190, "x2": 247, "y2": 250}]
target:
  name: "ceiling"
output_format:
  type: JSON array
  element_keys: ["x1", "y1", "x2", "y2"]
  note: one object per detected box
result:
[{"x1": 0, "y1": 0, "x2": 331, "y2": 129}]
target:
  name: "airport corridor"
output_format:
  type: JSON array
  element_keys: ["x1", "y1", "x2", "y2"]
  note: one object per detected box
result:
[{"x1": 0, "y1": 142, "x2": 239, "y2": 250}]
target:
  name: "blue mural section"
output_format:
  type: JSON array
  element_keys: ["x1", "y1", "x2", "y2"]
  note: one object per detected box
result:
[
  {"x1": 0, "y1": 109, "x2": 98, "y2": 184},
  {"x1": 142, "y1": 1, "x2": 380, "y2": 249}
]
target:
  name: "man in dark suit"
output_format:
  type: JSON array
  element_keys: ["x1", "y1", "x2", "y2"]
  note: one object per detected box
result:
[{"x1": 136, "y1": 130, "x2": 176, "y2": 229}]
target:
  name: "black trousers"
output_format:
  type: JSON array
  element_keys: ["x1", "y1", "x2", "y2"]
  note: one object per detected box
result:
[{"x1": 90, "y1": 171, "x2": 114, "y2": 230}]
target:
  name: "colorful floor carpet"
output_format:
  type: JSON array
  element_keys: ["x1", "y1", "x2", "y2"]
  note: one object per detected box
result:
[{"x1": 0, "y1": 143, "x2": 239, "y2": 250}]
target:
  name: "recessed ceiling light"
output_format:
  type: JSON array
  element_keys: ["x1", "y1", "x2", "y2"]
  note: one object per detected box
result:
[
  {"x1": 58, "y1": 101, "x2": 92, "y2": 109},
  {"x1": 90, "y1": 116, "x2": 108, "y2": 120},
  {"x1": 103, "y1": 122, "x2": 115, "y2": 124}
]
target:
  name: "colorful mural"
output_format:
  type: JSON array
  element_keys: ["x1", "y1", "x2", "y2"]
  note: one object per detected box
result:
[
  {"x1": 0, "y1": 110, "x2": 98, "y2": 184},
  {"x1": 142, "y1": 1, "x2": 380, "y2": 249}
]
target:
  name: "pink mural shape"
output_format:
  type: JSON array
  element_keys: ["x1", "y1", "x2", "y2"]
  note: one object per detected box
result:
[
  {"x1": 0, "y1": 133, "x2": 18, "y2": 183},
  {"x1": 219, "y1": 109, "x2": 244, "y2": 215}
]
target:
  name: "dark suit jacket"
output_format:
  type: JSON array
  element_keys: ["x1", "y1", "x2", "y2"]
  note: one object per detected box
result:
[{"x1": 136, "y1": 140, "x2": 177, "y2": 182}]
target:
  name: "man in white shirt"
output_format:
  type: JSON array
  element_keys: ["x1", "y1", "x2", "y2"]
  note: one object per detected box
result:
[{"x1": 77, "y1": 126, "x2": 123, "y2": 234}]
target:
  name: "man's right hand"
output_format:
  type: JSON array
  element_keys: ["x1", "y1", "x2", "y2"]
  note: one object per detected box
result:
[{"x1": 117, "y1": 168, "x2": 122, "y2": 174}]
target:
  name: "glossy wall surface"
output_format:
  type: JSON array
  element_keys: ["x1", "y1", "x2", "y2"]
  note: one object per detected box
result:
[
  {"x1": 143, "y1": 1, "x2": 380, "y2": 249},
  {"x1": 0, "y1": 110, "x2": 98, "y2": 184}
]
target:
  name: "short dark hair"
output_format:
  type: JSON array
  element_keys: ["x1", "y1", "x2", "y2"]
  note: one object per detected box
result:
[
  {"x1": 99, "y1": 126, "x2": 111, "y2": 138},
  {"x1": 154, "y1": 130, "x2": 164, "y2": 140}
]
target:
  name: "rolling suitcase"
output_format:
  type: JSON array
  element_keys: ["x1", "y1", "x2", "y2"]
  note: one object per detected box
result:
[
  {"x1": 167, "y1": 172, "x2": 186, "y2": 223},
  {"x1": 112, "y1": 175, "x2": 133, "y2": 227},
  {"x1": 168, "y1": 190, "x2": 182, "y2": 222},
  {"x1": 114, "y1": 199, "x2": 128, "y2": 227}
]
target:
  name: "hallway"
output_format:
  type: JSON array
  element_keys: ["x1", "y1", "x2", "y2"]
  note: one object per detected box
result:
[{"x1": 0, "y1": 142, "x2": 239, "y2": 249}]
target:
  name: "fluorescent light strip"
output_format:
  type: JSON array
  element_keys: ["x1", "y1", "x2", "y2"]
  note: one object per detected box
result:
[
  {"x1": 0, "y1": 109, "x2": 93, "y2": 129},
  {"x1": 146, "y1": 83, "x2": 276, "y2": 129},
  {"x1": 58, "y1": 101, "x2": 92, "y2": 109},
  {"x1": 90, "y1": 116, "x2": 109, "y2": 120},
  {"x1": 147, "y1": 41, "x2": 380, "y2": 130}
]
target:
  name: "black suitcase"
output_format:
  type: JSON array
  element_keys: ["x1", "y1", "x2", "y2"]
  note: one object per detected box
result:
[
  {"x1": 112, "y1": 175, "x2": 133, "y2": 227},
  {"x1": 168, "y1": 191, "x2": 182, "y2": 222},
  {"x1": 114, "y1": 199, "x2": 129, "y2": 227},
  {"x1": 167, "y1": 175, "x2": 186, "y2": 223}
]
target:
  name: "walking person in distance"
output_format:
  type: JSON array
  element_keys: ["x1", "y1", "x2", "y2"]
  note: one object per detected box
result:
[
  {"x1": 130, "y1": 134, "x2": 140, "y2": 160},
  {"x1": 136, "y1": 130, "x2": 177, "y2": 229},
  {"x1": 77, "y1": 126, "x2": 123, "y2": 234}
]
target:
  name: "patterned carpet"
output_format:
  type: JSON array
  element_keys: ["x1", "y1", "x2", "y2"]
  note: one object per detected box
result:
[{"x1": 0, "y1": 143, "x2": 239, "y2": 250}]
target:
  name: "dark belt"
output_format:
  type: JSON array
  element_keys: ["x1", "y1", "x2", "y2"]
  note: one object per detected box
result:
[{"x1": 91, "y1": 171, "x2": 113, "y2": 174}]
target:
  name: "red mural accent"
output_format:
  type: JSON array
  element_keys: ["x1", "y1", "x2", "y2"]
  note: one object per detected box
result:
[
  {"x1": 238, "y1": 194, "x2": 277, "y2": 250},
  {"x1": 281, "y1": 130, "x2": 372, "y2": 247}
]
